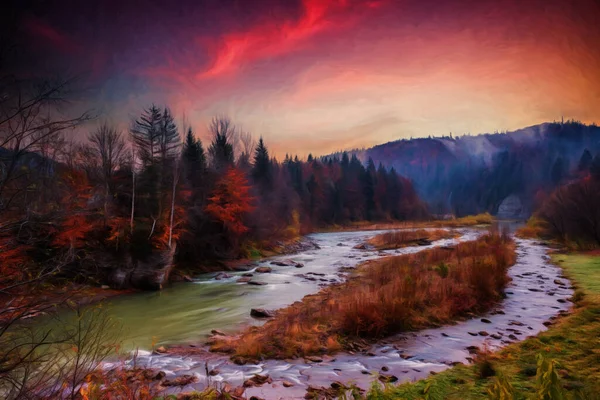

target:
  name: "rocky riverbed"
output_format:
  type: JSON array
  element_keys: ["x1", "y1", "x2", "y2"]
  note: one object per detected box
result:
[{"x1": 103, "y1": 231, "x2": 572, "y2": 399}]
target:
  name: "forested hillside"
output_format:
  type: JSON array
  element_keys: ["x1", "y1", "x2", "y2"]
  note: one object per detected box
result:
[
  {"x1": 333, "y1": 122, "x2": 600, "y2": 217},
  {"x1": 0, "y1": 82, "x2": 427, "y2": 291}
]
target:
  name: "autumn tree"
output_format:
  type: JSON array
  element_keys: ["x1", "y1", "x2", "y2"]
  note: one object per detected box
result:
[{"x1": 205, "y1": 167, "x2": 254, "y2": 255}]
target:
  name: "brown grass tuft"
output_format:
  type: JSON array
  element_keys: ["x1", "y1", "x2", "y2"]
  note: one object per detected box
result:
[
  {"x1": 367, "y1": 229, "x2": 459, "y2": 250},
  {"x1": 212, "y1": 231, "x2": 516, "y2": 362}
]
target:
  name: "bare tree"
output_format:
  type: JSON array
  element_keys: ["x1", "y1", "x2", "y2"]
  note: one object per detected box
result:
[
  {"x1": 0, "y1": 77, "x2": 93, "y2": 214},
  {"x1": 88, "y1": 123, "x2": 126, "y2": 220}
]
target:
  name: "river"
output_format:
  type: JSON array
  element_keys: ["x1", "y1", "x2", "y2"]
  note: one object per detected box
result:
[{"x1": 46, "y1": 227, "x2": 573, "y2": 398}]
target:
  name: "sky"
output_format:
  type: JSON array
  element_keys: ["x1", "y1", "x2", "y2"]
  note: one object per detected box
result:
[{"x1": 5, "y1": 0, "x2": 600, "y2": 157}]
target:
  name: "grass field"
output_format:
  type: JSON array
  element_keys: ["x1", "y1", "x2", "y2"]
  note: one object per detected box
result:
[{"x1": 367, "y1": 252, "x2": 600, "y2": 399}]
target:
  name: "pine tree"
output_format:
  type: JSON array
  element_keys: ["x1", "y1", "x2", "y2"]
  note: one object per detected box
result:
[
  {"x1": 159, "y1": 107, "x2": 180, "y2": 164},
  {"x1": 130, "y1": 105, "x2": 162, "y2": 167},
  {"x1": 182, "y1": 127, "x2": 206, "y2": 187},
  {"x1": 208, "y1": 117, "x2": 234, "y2": 173},
  {"x1": 578, "y1": 149, "x2": 593, "y2": 172},
  {"x1": 252, "y1": 137, "x2": 271, "y2": 187}
]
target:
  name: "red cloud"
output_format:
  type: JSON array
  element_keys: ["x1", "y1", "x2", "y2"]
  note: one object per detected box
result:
[{"x1": 22, "y1": 16, "x2": 80, "y2": 54}]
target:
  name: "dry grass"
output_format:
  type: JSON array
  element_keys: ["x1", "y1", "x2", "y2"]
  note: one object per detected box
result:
[
  {"x1": 515, "y1": 217, "x2": 547, "y2": 240},
  {"x1": 367, "y1": 229, "x2": 459, "y2": 250},
  {"x1": 211, "y1": 231, "x2": 516, "y2": 362},
  {"x1": 430, "y1": 213, "x2": 494, "y2": 228},
  {"x1": 320, "y1": 213, "x2": 493, "y2": 233}
]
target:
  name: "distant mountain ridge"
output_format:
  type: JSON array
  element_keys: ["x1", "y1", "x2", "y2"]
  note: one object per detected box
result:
[{"x1": 328, "y1": 121, "x2": 600, "y2": 217}]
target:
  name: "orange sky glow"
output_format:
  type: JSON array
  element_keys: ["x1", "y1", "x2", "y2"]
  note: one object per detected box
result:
[{"x1": 16, "y1": 0, "x2": 600, "y2": 157}]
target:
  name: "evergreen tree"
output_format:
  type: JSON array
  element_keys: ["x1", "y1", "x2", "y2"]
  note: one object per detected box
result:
[
  {"x1": 158, "y1": 107, "x2": 180, "y2": 164},
  {"x1": 591, "y1": 154, "x2": 600, "y2": 180},
  {"x1": 578, "y1": 149, "x2": 593, "y2": 172},
  {"x1": 551, "y1": 157, "x2": 566, "y2": 186},
  {"x1": 208, "y1": 117, "x2": 234, "y2": 173},
  {"x1": 130, "y1": 105, "x2": 162, "y2": 167},
  {"x1": 252, "y1": 137, "x2": 271, "y2": 187},
  {"x1": 182, "y1": 127, "x2": 206, "y2": 187},
  {"x1": 363, "y1": 158, "x2": 377, "y2": 220}
]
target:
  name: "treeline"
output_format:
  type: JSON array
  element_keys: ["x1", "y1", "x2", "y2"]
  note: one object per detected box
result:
[
  {"x1": 531, "y1": 157, "x2": 600, "y2": 248},
  {"x1": 344, "y1": 121, "x2": 600, "y2": 216},
  {"x1": 0, "y1": 95, "x2": 427, "y2": 290}
]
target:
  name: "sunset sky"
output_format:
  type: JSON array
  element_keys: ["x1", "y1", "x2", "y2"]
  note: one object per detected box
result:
[{"x1": 6, "y1": 0, "x2": 600, "y2": 156}]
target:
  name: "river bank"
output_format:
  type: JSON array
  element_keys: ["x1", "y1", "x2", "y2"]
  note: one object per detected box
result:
[
  {"x1": 371, "y1": 251, "x2": 598, "y2": 398},
  {"x1": 107, "y1": 232, "x2": 572, "y2": 399}
]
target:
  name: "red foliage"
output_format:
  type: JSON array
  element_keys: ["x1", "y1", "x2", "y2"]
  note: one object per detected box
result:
[
  {"x1": 52, "y1": 170, "x2": 94, "y2": 249},
  {"x1": 205, "y1": 167, "x2": 255, "y2": 237}
]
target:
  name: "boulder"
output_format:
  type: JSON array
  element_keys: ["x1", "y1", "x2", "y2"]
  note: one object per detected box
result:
[
  {"x1": 255, "y1": 266, "x2": 272, "y2": 273},
  {"x1": 243, "y1": 374, "x2": 271, "y2": 387},
  {"x1": 250, "y1": 308, "x2": 275, "y2": 318},
  {"x1": 109, "y1": 246, "x2": 176, "y2": 291},
  {"x1": 214, "y1": 272, "x2": 232, "y2": 280},
  {"x1": 247, "y1": 281, "x2": 267, "y2": 286}
]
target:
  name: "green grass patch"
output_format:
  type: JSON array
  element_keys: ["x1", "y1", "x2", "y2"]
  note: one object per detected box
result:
[{"x1": 367, "y1": 253, "x2": 600, "y2": 399}]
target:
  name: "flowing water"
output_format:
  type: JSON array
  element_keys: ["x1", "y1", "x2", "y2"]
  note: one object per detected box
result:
[
  {"x1": 46, "y1": 228, "x2": 477, "y2": 350},
  {"x1": 45, "y1": 227, "x2": 572, "y2": 398}
]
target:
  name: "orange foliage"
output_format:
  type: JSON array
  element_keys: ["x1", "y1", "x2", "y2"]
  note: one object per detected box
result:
[
  {"x1": 213, "y1": 231, "x2": 516, "y2": 361},
  {"x1": 52, "y1": 170, "x2": 94, "y2": 249},
  {"x1": 205, "y1": 167, "x2": 254, "y2": 236},
  {"x1": 0, "y1": 240, "x2": 31, "y2": 280}
]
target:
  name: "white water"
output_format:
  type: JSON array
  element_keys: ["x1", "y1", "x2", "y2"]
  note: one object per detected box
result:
[{"x1": 110, "y1": 229, "x2": 572, "y2": 399}]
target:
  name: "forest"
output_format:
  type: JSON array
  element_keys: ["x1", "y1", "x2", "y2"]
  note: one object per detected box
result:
[
  {"x1": 0, "y1": 78, "x2": 427, "y2": 292},
  {"x1": 337, "y1": 121, "x2": 600, "y2": 217}
]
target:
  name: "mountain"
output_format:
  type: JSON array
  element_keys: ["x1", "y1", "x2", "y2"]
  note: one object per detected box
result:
[{"x1": 329, "y1": 121, "x2": 600, "y2": 218}]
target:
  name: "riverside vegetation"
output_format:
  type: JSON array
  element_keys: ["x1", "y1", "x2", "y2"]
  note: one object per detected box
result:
[{"x1": 210, "y1": 231, "x2": 516, "y2": 362}]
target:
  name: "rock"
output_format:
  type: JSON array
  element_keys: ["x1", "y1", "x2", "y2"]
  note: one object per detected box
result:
[
  {"x1": 250, "y1": 308, "x2": 275, "y2": 318},
  {"x1": 255, "y1": 266, "x2": 272, "y2": 273},
  {"x1": 247, "y1": 281, "x2": 267, "y2": 285},
  {"x1": 249, "y1": 397, "x2": 265, "y2": 400},
  {"x1": 243, "y1": 374, "x2": 271, "y2": 387},
  {"x1": 237, "y1": 277, "x2": 252, "y2": 283},
  {"x1": 305, "y1": 356, "x2": 323, "y2": 363},
  {"x1": 543, "y1": 321, "x2": 553, "y2": 327},
  {"x1": 554, "y1": 279, "x2": 564, "y2": 285},
  {"x1": 481, "y1": 318, "x2": 492, "y2": 323},
  {"x1": 468, "y1": 332, "x2": 478, "y2": 336},
  {"x1": 378, "y1": 374, "x2": 398, "y2": 383},
  {"x1": 154, "y1": 346, "x2": 167, "y2": 354},
  {"x1": 211, "y1": 329, "x2": 226, "y2": 336},
  {"x1": 337, "y1": 243, "x2": 345, "y2": 247},
  {"x1": 381, "y1": 366, "x2": 389, "y2": 372},
  {"x1": 528, "y1": 288, "x2": 543, "y2": 292},
  {"x1": 478, "y1": 331, "x2": 489, "y2": 336},
  {"x1": 353, "y1": 243, "x2": 367, "y2": 250},
  {"x1": 491, "y1": 334, "x2": 502, "y2": 340},
  {"x1": 557, "y1": 298, "x2": 567, "y2": 303},
  {"x1": 214, "y1": 272, "x2": 232, "y2": 280},
  {"x1": 154, "y1": 371, "x2": 166, "y2": 380},
  {"x1": 508, "y1": 334, "x2": 518, "y2": 340},
  {"x1": 399, "y1": 353, "x2": 414, "y2": 359},
  {"x1": 295, "y1": 263, "x2": 305, "y2": 268},
  {"x1": 271, "y1": 259, "x2": 296, "y2": 267},
  {"x1": 209, "y1": 369, "x2": 220, "y2": 376},
  {"x1": 283, "y1": 381, "x2": 294, "y2": 388},
  {"x1": 330, "y1": 381, "x2": 345, "y2": 390},
  {"x1": 416, "y1": 239, "x2": 432, "y2": 246},
  {"x1": 242, "y1": 273, "x2": 254, "y2": 277}
]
